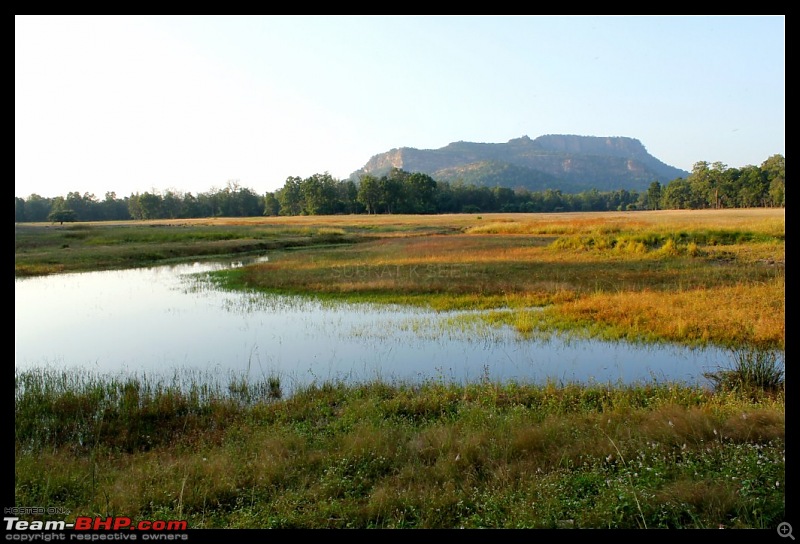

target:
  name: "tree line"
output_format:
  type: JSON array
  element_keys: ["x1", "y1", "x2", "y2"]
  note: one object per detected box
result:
[{"x1": 14, "y1": 155, "x2": 784, "y2": 223}]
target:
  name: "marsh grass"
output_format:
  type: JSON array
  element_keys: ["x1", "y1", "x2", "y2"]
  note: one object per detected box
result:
[
  {"x1": 15, "y1": 367, "x2": 283, "y2": 454},
  {"x1": 703, "y1": 349, "x2": 785, "y2": 397},
  {"x1": 15, "y1": 368, "x2": 785, "y2": 528},
  {"x1": 14, "y1": 223, "x2": 359, "y2": 276},
  {"x1": 210, "y1": 210, "x2": 784, "y2": 349}
]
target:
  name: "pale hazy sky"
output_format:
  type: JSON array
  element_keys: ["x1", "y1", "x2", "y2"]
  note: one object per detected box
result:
[{"x1": 15, "y1": 15, "x2": 785, "y2": 199}]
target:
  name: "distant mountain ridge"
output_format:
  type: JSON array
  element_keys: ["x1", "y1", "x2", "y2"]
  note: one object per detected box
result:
[{"x1": 352, "y1": 135, "x2": 689, "y2": 193}]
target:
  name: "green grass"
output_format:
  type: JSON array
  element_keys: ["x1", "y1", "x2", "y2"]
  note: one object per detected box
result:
[
  {"x1": 703, "y1": 350, "x2": 785, "y2": 398},
  {"x1": 15, "y1": 367, "x2": 784, "y2": 529},
  {"x1": 14, "y1": 222, "x2": 360, "y2": 276}
]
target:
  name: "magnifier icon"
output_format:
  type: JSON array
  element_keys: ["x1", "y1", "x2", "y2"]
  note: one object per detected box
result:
[{"x1": 778, "y1": 522, "x2": 795, "y2": 540}]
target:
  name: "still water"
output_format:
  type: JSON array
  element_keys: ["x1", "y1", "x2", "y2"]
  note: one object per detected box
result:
[{"x1": 15, "y1": 256, "x2": 742, "y2": 395}]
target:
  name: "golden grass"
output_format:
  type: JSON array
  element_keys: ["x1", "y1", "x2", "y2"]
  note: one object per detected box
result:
[
  {"x1": 31, "y1": 208, "x2": 781, "y2": 230},
  {"x1": 556, "y1": 278, "x2": 785, "y2": 348},
  {"x1": 224, "y1": 209, "x2": 784, "y2": 349}
]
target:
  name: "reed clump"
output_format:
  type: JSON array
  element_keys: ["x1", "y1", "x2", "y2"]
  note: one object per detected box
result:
[{"x1": 703, "y1": 349, "x2": 785, "y2": 398}]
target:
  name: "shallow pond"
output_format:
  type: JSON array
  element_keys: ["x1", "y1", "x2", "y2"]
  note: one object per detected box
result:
[{"x1": 14, "y1": 255, "x2": 759, "y2": 396}]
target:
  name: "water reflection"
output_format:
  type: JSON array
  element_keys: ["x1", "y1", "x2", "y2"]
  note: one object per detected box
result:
[{"x1": 15, "y1": 256, "x2": 761, "y2": 396}]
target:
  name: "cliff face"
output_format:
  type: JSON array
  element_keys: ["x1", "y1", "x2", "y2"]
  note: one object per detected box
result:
[
  {"x1": 353, "y1": 135, "x2": 688, "y2": 192},
  {"x1": 532, "y1": 135, "x2": 645, "y2": 157}
]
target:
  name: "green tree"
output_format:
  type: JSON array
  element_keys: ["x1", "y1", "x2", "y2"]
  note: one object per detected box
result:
[
  {"x1": 277, "y1": 177, "x2": 304, "y2": 216},
  {"x1": 47, "y1": 197, "x2": 77, "y2": 224},
  {"x1": 761, "y1": 154, "x2": 785, "y2": 207},
  {"x1": 65, "y1": 191, "x2": 99, "y2": 221},
  {"x1": 542, "y1": 188, "x2": 564, "y2": 212},
  {"x1": 336, "y1": 179, "x2": 361, "y2": 214},
  {"x1": 21, "y1": 194, "x2": 52, "y2": 222},
  {"x1": 579, "y1": 188, "x2": 603, "y2": 211},
  {"x1": 196, "y1": 191, "x2": 219, "y2": 217},
  {"x1": 235, "y1": 187, "x2": 264, "y2": 217},
  {"x1": 357, "y1": 174, "x2": 381, "y2": 215},
  {"x1": 379, "y1": 172, "x2": 405, "y2": 214},
  {"x1": 180, "y1": 193, "x2": 205, "y2": 218},
  {"x1": 609, "y1": 189, "x2": 636, "y2": 211},
  {"x1": 301, "y1": 173, "x2": 338, "y2": 215},
  {"x1": 710, "y1": 162, "x2": 733, "y2": 208},
  {"x1": 15, "y1": 197, "x2": 26, "y2": 222},
  {"x1": 212, "y1": 180, "x2": 262, "y2": 217},
  {"x1": 406, "y1": 172, "x2": 439, "y2": 214},
  {"x1": 492, "y1": 186, "x2": 516, "y2": 213},
  {"x1": 99, "y1": 192, "x2": 132, "y2": 221},
  {"x1": 688, "y1": 161, "x2": 714, "y2": 208},
  {"x1": 769, "y1": 179, "x2": 785, "y2": 208},
  {"x1": 661, "y1": 178, "x2": 693, "y2": 209},
  {"x1": 646, "y1": 181, "x2": 662, "y2": 210},
  {"x1": 132, "y1": 192, "x2": 163, "y2": 220},
  {"x1": 263, "y1": 192, "x2": 280, "y2": 216},
  {"x1": 162, "y1": 190, "x2": 183, "y2": 219},
  {"x1": 734, "y1": 166, "x2": 766, "y2": 208}
]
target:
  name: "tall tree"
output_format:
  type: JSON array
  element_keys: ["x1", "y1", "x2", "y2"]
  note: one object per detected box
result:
[
  {"x1": 761, "y1": 154, "x2": 785, "y2": 207},
  {"x1": 732, "y1": 166, "x2": 764, "y2": 208},
  {"x1": 100, "y1": 191, "x2": 131, "y2": 221},
  {"x1": 336, "y1": 179, "x2": 361, "y2": 214},
  {"x1": 15, "y1": 197, "x2": 26, "y2": 222},
  {"x1": 661, "y1": 178, "x2": 693, "y2": 209},
  {"x1": 302, "y1": 173, "x2": 338, "y2": 215},
  {"x1": 379, "y1": 173, "x2": 404, "y2": 214},
  {"x1": 162, "y1": 190, "x2": 183, "y2": 219},
  {"x1": 709, "y1": 162, "x2": 730, "y2": 209},
  {"x1": 688, "y1": 162, "x2": 714, "y2": 209},
  {"x1": 263, "y1": 192, "x2": 280, "y2": 216},
  {"x1": 21, "y1": 194, "x2": 52, "y2": 222},
  {"x1": 357, "y1": 174, "x2": 381, "y2": 215},
  {"x1": 132, "y1": 192, "x2": 163, "y2": 220},
  {"x1": 276, "y1": 176, "x2": 304, "y2": 216},
  {"x1": 646, "y1": 181, "x2": 662, "y2": 210}
]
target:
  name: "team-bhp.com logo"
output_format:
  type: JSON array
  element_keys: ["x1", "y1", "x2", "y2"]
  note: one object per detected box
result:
[{"x1": 5, "y1": 516, "x2": 188, "y2": 539}]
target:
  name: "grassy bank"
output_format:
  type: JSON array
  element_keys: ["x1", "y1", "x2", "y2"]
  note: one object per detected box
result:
[
  {"x1": 14, "y1": 220, "x2": 363, "y2": 276},
  {"x1": 15, "y1": 365, "x2": 785, "y2": 529}
]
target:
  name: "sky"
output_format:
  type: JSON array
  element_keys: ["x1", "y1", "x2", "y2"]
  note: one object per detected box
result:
[{"x1": 15, "y1": 15, "x2": 785, "y2": 199}]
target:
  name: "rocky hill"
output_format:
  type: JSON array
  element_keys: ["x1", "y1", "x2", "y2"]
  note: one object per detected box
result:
[{"x1": 351, "y1": 135, "x2": 689, "y2": 193}]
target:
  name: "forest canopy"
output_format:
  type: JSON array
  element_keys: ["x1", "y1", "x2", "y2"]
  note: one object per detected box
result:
[{"x1": 15, "y1": 155, "x2": 785, "y2": 223}]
